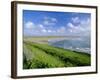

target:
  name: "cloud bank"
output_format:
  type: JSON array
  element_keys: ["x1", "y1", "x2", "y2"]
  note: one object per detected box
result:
[{"x1": 24, "y1": 15, "x2": 91, "y2": 36}]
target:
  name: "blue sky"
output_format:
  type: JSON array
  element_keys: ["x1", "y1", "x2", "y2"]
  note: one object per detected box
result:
[{"x1": 23, "y1": 10, "x2": 91, "y2": 36}]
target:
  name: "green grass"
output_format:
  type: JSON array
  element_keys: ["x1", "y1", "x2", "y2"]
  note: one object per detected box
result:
[
  {"x1": 23, "y1": 41, "x2": 91, "y2": 69},
  {"x1": 23, "y1": 42, "x2": 66, "y2": 69}
]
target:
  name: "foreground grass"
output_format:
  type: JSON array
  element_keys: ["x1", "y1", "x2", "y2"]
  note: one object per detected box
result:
[
  {"x1": 23, "y1": 41, "x2": 91, "y2": 69},
  {"x1": 23, "y1": 43, "x2": 66, "y2": 69}
]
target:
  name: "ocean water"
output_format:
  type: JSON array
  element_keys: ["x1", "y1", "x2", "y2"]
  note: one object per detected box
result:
[{"x1": 48, "y1": 36, "x2": 91, "y2": 54}]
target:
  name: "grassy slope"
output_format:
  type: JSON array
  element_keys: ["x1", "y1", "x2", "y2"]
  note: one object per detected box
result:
[{"x1": 23, "y1": 41, "x2": 91, "y2": 69}]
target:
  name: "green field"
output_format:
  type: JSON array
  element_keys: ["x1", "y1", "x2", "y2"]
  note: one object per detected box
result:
[{"x1": 23, "y1": 40, "x2": 91, "y2": 69}]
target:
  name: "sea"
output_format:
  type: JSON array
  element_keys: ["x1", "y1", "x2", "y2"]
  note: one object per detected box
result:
[{"x1": 48, "y1": 36, "x2": 91, "y2": 54}]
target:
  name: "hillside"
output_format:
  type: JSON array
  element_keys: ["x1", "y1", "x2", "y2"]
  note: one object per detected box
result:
[{"x1": 23, "y1": 41, "x2": 90, "y2": 69}]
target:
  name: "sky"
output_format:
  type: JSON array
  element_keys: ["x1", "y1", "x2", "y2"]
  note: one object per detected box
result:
[{"x1": 23, "y1": 10, "x2": 91, "y2": 36}]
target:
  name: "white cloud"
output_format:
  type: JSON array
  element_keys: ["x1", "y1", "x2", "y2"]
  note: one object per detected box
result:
[
  {"x1": 44, "y1": 20, "x2": 50, "y2": 25},
  {"x1": 43, "y1": 20, "x2": 56, "y2": 26},
  {"x1": 51, "y1": 18, "x2": 57, "y2": 22},
  {"x1": 72, "y1": 17, "x2": 80, "y2": 23},
  {"x1": 67, "y1": 23, "x2": 74, "y2": 28},
  {"x1": 38, "y1": 24, "x2": 44, "y2": 28},
  {"x1": 69, "y1": 29, "x2": 73, "y2": 33},
  {"x1": 44, "y1": 16, "x2": 57, "y2": 21},
  {"x1": 67, "y1": 18, "x2": 91, "y2": 35},
  {"x1": 24, "y1": 17, "x2": 90, "y2": 36},
  {"x1": 47, "y1": 30, "x2": 52, "y2": 33},
  {"x1": 43, "y1": 17, "x2": 57, "y2": 26},
  {"x1": 36, "y1": 24, "x2": 47, "y2": 33},
  {"x1": 25, "y1": 21, "x2": 35, "y2": 29},
  {"x1": 67, "y1": 22, "x2": 78, "y2": 33},
  {"x1": 57, "y1": 27, "x2": 66, "y2": 33},
  {"x1": 80, "y1": 18, "x2": 90, "y2": 25},
  {"x1": 24, "y1": 21, "x2": 48, "y2": 35},
  {"x1": 42, "y1": 29, "x2": 47, "y2": 33}
]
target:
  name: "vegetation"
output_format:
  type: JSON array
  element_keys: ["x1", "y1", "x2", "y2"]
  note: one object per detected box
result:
[{"x1": 23, "y1": 41, "x2": 91, "y2": 69}]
